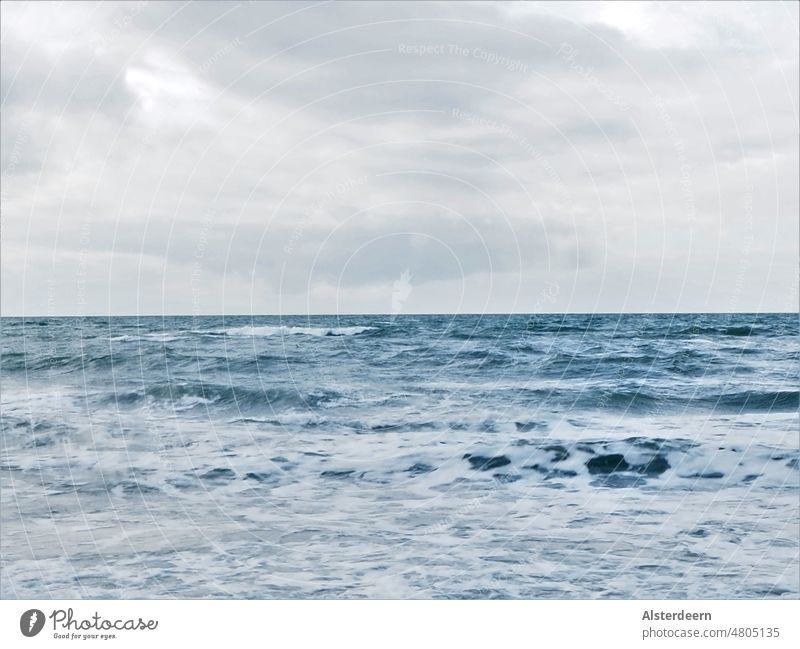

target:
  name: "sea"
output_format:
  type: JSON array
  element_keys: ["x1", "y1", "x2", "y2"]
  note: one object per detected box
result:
[{"x1": 1, "y1": 312, "x2": 798, "y2": 598}]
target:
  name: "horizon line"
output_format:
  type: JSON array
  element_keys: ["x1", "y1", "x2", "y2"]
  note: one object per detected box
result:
[{"x1": 1, "y1": 310, "x2": 798, "y2": 318}]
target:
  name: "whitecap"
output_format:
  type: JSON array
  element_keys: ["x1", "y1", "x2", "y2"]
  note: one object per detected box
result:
[
  {"x1": 109, "y1": 333, "x2": 181, "y2": 343},
  {"x1": 220, "y1": 325, "x2": 375, "y2": 337}
]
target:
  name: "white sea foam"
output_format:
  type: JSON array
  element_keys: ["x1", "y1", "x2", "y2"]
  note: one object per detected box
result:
[{"x1": 109, "y1": 333, "x2": 181, "y2": 342}]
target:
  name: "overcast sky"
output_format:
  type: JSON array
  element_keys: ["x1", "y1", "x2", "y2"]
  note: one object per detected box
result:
[{"x1": 1, "y1": 1, "x2": 797, "y2": 316}]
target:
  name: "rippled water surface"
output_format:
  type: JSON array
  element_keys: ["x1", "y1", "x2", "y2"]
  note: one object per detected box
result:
[{"x1": 1, "y1": 313, "x2": 798, "y2": 598}]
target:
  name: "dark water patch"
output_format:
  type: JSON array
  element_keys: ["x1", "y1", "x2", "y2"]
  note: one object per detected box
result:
[
  {"x1": 463, "y1": 454, "x2": 511, "y2": 471},
  {"x1": 574, "y1": 442, "x2": 597, "y2": 454},
  {"x1": 371, "y1": 421, "x2": 437, "y2": 432},
  {"x1": 638, "y1": 455, "x2": 670, "y2": 475},
  {"x1": 78, "y1": 353, "x2": 116, "y2": 370},
  {"x1": 406, "y1": 462, "x2": 435, "y2": 475},
  {"x1": 436, "y1": 588, "x2": 512, "y2": 600},
  {"x1": 705, "y1": 390, "x2": 799, "y2": 413},
  {"x1": 0, "y1": 352, "x2": 28, "y2": 371},
  {"x1": 493, "y1": 473, "x2": 522, "y2": 483},
  {"x1": 231, "y1": 417, "x2": 282, "y2": 425},
  {"x1": 590, "y1": 474, "x2": 648, "y2": 488},
  {"x1": 679, "y1": 325, "x2": 757, "y2": 337},
  {"x1": 723, "y1": 326, "x2": 754, "y2": 336},
  {"x1": 320, "y1": 469, "x2": 358, "y2": 479},
  {"x1": 749, "y1": 586, "x2": 793, "y2": 596},
  {"x1": 117, "y1": 481, "x2": 160, "y2": 495},
  {"x1": 568, "y1": 388, "x2": 800, "y2": 414},
  {"x1": 244, "y1": 472, "x2": 272, "y2": 482},
  {"x1": 511, "y1": 437, "x2": 541, "y2": 446},
  {"x1": 598, "y1": 390, "x2": 664, "y2": 414},
  {"x1": 542, "y1": 444, "x2": 570, "y2": 462},
  {"x1": 586, "y1": 454, "x2": 630, "y2": 474},
  {"x1": 585, "y1": 453, "x2": 670, "y2": 476},
  {"x1": 626, "y1": 437, "x2": 696, "y2": 452},
  {"x1": 200, "y1": 468, "x2": 236, "y2": 482},
  {"x1": 514, "y1": 421, "x2": 548, "y2": 432},
  {"x1": 525, "y1": 464, "x2": 578, "y2": 479},
  {"x1": 513, "y1": 440, "x2": 571, "y2": 460}
]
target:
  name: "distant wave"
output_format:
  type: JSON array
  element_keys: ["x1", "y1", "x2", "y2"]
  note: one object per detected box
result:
[
  {"x1": 219, "y1": 325, "x2": 377, "y2": 337},
  {"x1": 104, "y1": 326, "x2": 377, "y2": 340},
  {"x1": 83, "y1": 382, "x2": 800, "y2": 420},
  {"x1": 701, "y1": 390, "x2": 799, "y2": 412},
  {"x1": 679, "y1": 325, "x2": 758, "y2": 337}
]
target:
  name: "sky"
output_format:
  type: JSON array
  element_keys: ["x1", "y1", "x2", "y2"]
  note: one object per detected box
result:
[{"x1": 1, "y1": 0, "x2": 797, "y2": 316}]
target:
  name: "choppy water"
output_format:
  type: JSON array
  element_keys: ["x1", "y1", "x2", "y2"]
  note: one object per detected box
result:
[{"x1": 1, "y1": 313, "x2": 798, "y2": 598}]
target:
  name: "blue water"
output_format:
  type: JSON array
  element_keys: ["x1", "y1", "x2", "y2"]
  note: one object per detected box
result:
[{"x1": 1, "y1": 313, "x2": 798, "y2": 598}]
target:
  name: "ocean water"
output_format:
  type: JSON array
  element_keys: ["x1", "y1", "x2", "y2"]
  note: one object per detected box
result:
[{"x1": 1, "y1": 312, "x2": 798, "y2": 599}]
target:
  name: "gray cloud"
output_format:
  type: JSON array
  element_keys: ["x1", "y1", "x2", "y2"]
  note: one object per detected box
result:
[{"x1": 1, "y1": 0, "x2": 797, "y2": 315}]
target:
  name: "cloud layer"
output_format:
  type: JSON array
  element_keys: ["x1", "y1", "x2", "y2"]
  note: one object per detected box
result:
[{"x1": 2, "y1": 1, "x2": 797, "y2": 315}]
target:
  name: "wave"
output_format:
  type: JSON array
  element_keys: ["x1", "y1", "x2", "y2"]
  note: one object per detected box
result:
[
  {"x1": 100, "y1": 382, "x2": 342, "y2": 412},
  {"x1": 699, "y1": 390, "x2": 799, "y2": 412},
  {"x1": 579, "y1": 388, "x2": 799, "y2": 414},
  {"x1": 2, "y1": 351, "x2": 119, "y2": 373},
  {"x1": 105, "y1": 326, "x2": 380, "y2": 342},
  {"x1": 217, "y1": 325, "x2": 377, "y2": 337},
  {"x1": 53, "y1": 436, "x2": 790, "y2": 495},
  {"x1": 678, "y1": 325, "x2": 758, "y2": 337},
  {"x1": 454, "y1": 436, "x2": 798, "y2": 488},
  {"x1": 523, "y1": 322, "x2": 767, "y2": 338}
]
